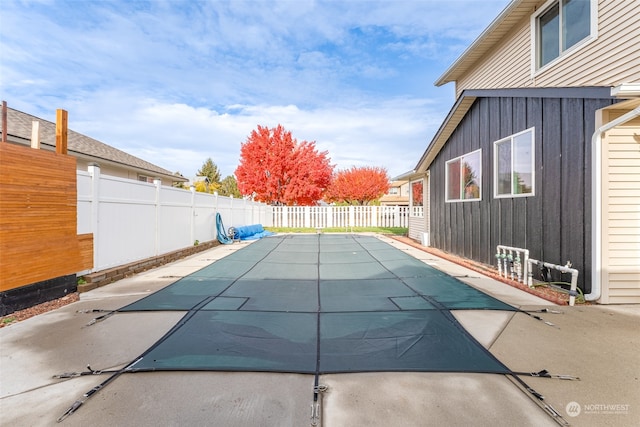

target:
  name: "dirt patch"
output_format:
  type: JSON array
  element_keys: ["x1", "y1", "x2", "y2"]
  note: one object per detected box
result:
[
  {"x1": 0, "y1": 293, "x2": 79, "y2": 328},
  {"x1": 387, "y1": 235, "x2": 581, "y2": 306}
]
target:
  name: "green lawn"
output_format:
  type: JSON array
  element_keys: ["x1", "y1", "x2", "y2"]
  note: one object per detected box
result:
[{"x1": 264, "y1": 226, "x2": 408, "y2": 235}]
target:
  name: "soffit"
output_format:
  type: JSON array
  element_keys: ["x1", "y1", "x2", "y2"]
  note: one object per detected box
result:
[{"x1": 435, "y1": 0, "x2": 540, "y2": 86}]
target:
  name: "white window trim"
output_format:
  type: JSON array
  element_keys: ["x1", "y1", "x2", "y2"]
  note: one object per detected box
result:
[
  {"x1": 409, "y1": 179, "x2": 424, "y2": 217},
  {"x1": 445, "y1": 148, "x2": 482, "y2": 203},
  {"x1": 493, "y1": 127, "x2": 535, "y2": 199},
  {"x1": 530, "y1": 0, "x2": 598, "y2": 76}
]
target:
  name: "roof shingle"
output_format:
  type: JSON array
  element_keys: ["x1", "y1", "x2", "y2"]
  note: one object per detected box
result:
[{"x1": 2, "y1": 107, "x2": 186, "y2": 181}]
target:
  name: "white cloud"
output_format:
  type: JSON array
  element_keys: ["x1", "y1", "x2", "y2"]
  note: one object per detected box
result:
[
  {"x1": 61, "y1": 92, "x2": 444, "y2": 179},
  {"x1": 2, "y1": 0, "x2": 511, "y2": 181}
]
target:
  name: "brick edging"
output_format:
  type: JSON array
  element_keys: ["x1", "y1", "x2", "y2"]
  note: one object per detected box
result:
[{"x1": 78, "y1": 240, "x2": 220, "y2": 292}]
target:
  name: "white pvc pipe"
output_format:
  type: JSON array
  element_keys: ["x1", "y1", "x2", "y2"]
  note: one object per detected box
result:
[
  {"x1": 497, "y1": 245, "x2": 529, "y2": 283},
  {"x1": 528, "y1": 258, "x2": 579, "y2": 306},
  {"x1": 590, "y1": 106, "x2": 640, "y2": 302}
]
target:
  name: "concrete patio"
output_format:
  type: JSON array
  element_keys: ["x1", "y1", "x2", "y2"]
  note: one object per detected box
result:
[{"x1": 1, "y1": 235, "x2": 637, "y2": 426}]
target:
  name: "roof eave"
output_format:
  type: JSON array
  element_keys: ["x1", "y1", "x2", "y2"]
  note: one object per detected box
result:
[
  {"x1": 415, "y1": 86, "x2": 615, "y2": 172},
  {"x1": 414, "y1": 93, "x2": 477, "y2": 172},
  {"x1": 434, "y1": 0, "x2": 529, "y2": 87}
]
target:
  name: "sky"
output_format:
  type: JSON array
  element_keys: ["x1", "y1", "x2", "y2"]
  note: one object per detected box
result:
[{"x1": 0, "y1": 0, "x2": 511, "y2": 179}]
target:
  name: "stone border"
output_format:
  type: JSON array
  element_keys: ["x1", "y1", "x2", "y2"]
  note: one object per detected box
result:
[{"x1": 78, "y1": 240, "x2": 220, "y2": 292}]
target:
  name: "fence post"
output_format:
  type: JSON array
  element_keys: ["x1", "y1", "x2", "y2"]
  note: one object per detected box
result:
[
  {"x1": 190, "y1": 185, "x2": 196, "y2": 245},
  {"x1": 283, "y1": 206, "x2": 288, "y2": 228},
  {"x1": 372, "y1": 206, "x2": 378, "y2": 227},
  {"x1": 349, "y1": 206, "x2": 355, "y2": 230},
  {"x1": 88, "y1": 163, "x2": 100, "y2": 272},
  {"x1": 304, "y1": 206, "x2": 310, "y2": 228},
  {"x1": 393, "y1": 205, "x2": 398, "y2": 227},
  {"x1": 154, "y1": 179, "x2": 162, "y2": 256}
]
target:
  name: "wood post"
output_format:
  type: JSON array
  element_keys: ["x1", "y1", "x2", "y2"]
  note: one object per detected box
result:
[
  {"x1": 1, "y1": 101, "x2": 6, "y2": 143},
  {"x1": 55, "y1": 109, "x2": 68, "y2": 154},
  {"x1": 31, "y1": 121, "x2": 40, "y2": 149}
]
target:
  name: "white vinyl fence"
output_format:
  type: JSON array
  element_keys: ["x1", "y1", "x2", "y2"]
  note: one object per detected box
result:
[
  {"x1": 77, "y1": 165, "x2": 270, "y2": 272},
  {"x1": 77, "y1": 165, "x2": 409, "y2": 273},
  {"x1": 271, "y1": 205, "x2": 409, "y2": 229}
]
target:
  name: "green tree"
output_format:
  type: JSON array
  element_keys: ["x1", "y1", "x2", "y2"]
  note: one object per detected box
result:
[
  {"x1": 172, "y1": 171, "x2": 186, "y2": 189},
  {"x1": 196, "y1": 158, "x2": 221, "y2": 193},
  {"x1": 219, "y1": 175, "x2": 242, "y2": 198}
]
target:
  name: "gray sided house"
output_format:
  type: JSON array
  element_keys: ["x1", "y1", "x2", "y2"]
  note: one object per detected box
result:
[{"x1": 408, "y1": 0, "x2": 640, "y2": 304}]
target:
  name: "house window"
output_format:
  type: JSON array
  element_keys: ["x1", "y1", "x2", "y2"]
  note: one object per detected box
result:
[
  {"x1": 410, "y1": 179, "x2": 423, "y2": 217},
  {"x1": 494, "y1": 128, "x2": 535, "y2": 198},
  {"x1": 445, "y1": 149, "x2": 481, "y2": 202},
  {"x1": 534, "y1": 0, "x2": 594, "y2": 69}
]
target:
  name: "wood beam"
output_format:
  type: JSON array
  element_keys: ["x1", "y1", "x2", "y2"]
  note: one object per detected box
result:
[
  {"x1": 31, "y1": 121, "x2": 40, "y2": 149},
  {"x1": 55, "y1": 109, "x2": 68, "y2": 154},
  {"x1": 1, "y1": 101, "x2": 6, "y2": 143}
]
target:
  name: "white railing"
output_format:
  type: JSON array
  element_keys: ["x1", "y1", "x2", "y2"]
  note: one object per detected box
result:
[
  {"x1": 77, "y1": 165, "x2": 270, "y2": 273},
  {"x1": 270, "y1": 205, "x2": 409, "y2": 229}
]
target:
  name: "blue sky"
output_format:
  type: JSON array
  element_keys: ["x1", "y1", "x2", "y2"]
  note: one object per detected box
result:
[{"x1": 1, "y1": 0, "x2": 510, "y2": 178}]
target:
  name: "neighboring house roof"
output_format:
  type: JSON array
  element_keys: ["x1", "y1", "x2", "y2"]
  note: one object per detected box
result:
[
  {"x1": 435, "y1": 0, "x2": 538, "y2": 86},
  {"x1": 379, "y1": 180, "x2": 409, "y2": 205},
  {"x1": 378, "y1": 196, "x2": 408, "y2": 205},
  {"x1": 2, "y1": 107, "x2": 187, "y2": 182},
  {"x1": 414, "y1": 87, "x2": 614, "y2": 173}
]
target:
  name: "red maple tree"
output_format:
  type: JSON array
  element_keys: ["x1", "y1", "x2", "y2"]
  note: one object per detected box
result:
[
  {"x1": 235, "y1": 125, "x2": 333, "y2": 205},
  {"x1": 324, "y1": 166, "x2": 390, "y2": 205}
]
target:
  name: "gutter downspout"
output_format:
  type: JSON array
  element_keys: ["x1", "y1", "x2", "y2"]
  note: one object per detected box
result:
[{"x1": 589, "y1": 106, "x2": 640, "y2": 301}]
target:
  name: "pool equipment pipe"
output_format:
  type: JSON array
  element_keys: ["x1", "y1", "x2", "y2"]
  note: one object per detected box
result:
[
  {"x1": 527, "y1": 258, "x2": 579, "y2": 306},
  {"x1": 496, "y1": 245, "x2": 529, "y2": 283}
]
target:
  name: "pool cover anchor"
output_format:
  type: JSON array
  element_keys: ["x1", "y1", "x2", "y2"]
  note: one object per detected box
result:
[
  {"x1": 513, "y1": 369, "x2": 580, "y2": 381},
  {"x1": 82, "y1": 310, "x2": 117, "y2": 328},
  {"x1": 310, "y1": 384, "x2": 328, "y2": 426},
  {"x1": 520, "y1": 310, "x2": 559, "y2": 328},
  {"x1": 53, "y1": 365, "x2": 121, "y2": 379},
  {"x1": 509, "y1": 374, "x2": 570, "y2": 427},
  {"x1": 56, "y1": 357, "x2": 143, "y2": 423}
]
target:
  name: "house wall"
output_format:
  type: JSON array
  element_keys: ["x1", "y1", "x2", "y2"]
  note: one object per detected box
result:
[
  {"x1": 76, "y1": 158, "x2": 176, "y2": 186},
  {"x1": 428, "y1": 95, "x2": 615, "y2": 293},
  {"x1": 408, "y1": 176, "x2": 428, "y2": 243},
  {"x1": 456, "y1": 0, "x2": 640, "y2": 97},
  {"x1": 600, "y1": 111, "x2": 640, "y2": 303},
  {"x1": 408, "y1": 216, "x2": 425, "y2": 242}
]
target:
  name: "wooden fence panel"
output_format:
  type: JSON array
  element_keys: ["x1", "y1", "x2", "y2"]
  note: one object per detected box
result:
[{"x1": 0, "y1": 143, "x2": 92, "y2": 291}]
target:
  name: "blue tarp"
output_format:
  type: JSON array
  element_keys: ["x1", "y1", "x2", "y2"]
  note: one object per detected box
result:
[{"x1": 234, "y1": 224, "x2": 274, "y2": 240}]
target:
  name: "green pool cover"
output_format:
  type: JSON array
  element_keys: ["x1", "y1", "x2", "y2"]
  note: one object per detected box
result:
[{"x1": 121, "y1": 234, "x2": 515, "y2": 375}]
